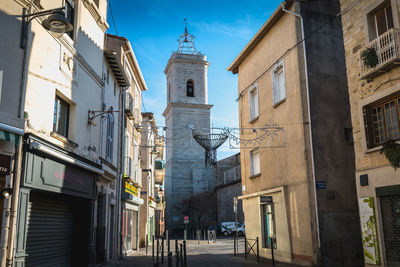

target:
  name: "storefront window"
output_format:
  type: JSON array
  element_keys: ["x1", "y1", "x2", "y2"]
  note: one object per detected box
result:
[{"x1": 261, "y1": 204, "x2": 276, "y2": 249}]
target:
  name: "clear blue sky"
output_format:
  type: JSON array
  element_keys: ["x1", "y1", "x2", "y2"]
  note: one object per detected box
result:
[{"x1": 107, "y1": 0, "x2": 283, "y2": 159}]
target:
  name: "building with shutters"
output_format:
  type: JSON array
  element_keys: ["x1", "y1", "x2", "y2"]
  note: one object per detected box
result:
[
  {"x1": 163, "y1": 25, "x2": 215, "y2": 234},
  {"x1": 228, "y1": 1, "x2": 363, "y2": 266},
  {"x1": 339, "y1": 0, "x2": 400, "y2": 266}
]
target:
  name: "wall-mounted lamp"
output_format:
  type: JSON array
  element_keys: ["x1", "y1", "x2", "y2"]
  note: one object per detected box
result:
[
  {"x1": 20, "y1": 7, "x2": 73, "y2": 49},
  {"x1": 0, "y1": 188, "x2": 13, "y2": 199}
]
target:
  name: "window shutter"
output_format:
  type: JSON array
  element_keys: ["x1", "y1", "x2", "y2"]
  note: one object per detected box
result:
[
  {"x1": 272, "y1": 74, "x2": 278, "y2": 105},
  {"x1": 363, "y1": 106, "x2": 374, "y2": 149},
  {"x1": 278, "y1": 70, "x2": 286, "y2": 101},
  {"x1": 255, "y1": 89, "x2": 259, "y2": 117}
]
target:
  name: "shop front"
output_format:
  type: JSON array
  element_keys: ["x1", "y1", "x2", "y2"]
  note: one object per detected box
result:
[
  {"x1": 122, "y1": 181, "x2": 143, "y2": 255},
  {"x1": 14, "y1": 135, "x2": 101, "y2": 267}
]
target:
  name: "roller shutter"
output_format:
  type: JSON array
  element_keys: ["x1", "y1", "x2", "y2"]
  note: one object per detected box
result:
[{"x1": 25, "y1": 193, "x2": 73, "y2": 267}]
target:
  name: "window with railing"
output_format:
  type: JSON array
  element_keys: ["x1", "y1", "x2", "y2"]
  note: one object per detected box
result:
[{"x1": 364, "y1": 92, "x2": 400, "y2": 148}]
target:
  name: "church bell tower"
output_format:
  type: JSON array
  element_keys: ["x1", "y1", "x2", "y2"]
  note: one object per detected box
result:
[{"x1": 163, "y1": 22, "x2": 214, "y2": 233}]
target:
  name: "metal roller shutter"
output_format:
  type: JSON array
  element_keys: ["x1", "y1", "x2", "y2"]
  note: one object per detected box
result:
[{"x1": 25, "y1": 193, "x2": 73, "y2": 267}]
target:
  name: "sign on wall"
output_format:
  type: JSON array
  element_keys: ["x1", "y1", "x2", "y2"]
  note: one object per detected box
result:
[
  {"x1": 0, "y1": 154, "x2": 11, "y2": 175},
  {"x1": 124, "y1": 182, "x2": 138, "y2": 197},
  {"x1": 359, "y1": 197, "x2": 381, "y2": 265}
]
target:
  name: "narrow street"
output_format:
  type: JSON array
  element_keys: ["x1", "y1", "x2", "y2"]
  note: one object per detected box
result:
[{"x1": 104, "y1": 238, "x2": 301, "y2": 267}]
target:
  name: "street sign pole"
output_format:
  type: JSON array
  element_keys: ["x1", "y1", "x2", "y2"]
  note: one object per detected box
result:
[{"x1": 234, "y1": 197, "x2": 238, "y2": 254}]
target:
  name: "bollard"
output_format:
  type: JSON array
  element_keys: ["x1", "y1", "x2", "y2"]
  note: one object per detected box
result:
[
  {"x1": 175, "y1": 240, "x2": 179, "y2": 267},
  {"x1": 146, "y1": 234, "x2": 148, "y2": 254},
  {"x1": 162, "y1": 237, "x2": 165, "y2": 264},
  {"x1": 204, "y1": 229, "x2": 206, "y2": 240},
  {"x1": 183, "y1": 240, "x2": 187, "y2": 267},
  {"x1": 152, "y1": 235, "x2": 155, "y2": 260},
  {"x1": 244, "y1": 235, "x2": 247, "y2": 260},
  {"x1": 270, "y1": 238, "x2": 275, "y2": 267},
  {"x1": 168, "y1": 236, "x2": 170, "y2": 254},
  {"x1": 168, "y1": 251, "x2": 173, "y2": 267},
  {"x1": 157, "y1": 237, "x2": 159, "y2": 262},
  {"x1": 256, "y1": 237, "x2": 260, "y2": 263},
  {"x1": 180, "y1": 244, "x2": 184, "y2": 267},
  {"x1": 234, "y1": 233, "x2": 236, "y2": 256}
]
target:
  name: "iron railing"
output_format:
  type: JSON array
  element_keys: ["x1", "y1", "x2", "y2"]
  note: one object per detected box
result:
[{"x1": 359, "y1": 28, "x2": 400, "y2": 78}]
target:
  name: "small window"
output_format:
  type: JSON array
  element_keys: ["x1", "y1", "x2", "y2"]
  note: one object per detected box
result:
[
  {"x1": 53, "y1": 96, "x2": 70, "y2": 138},
  {"x1": 261, "y1": 203, "x2": 276, "y2": 249},
  {"x1": 249, "y1": 85, "x2": 259, "y2": 121},
  {"x1": 65, "y1": 0, "x2": 75, "y2": 40},
  {"x1": 363, "y1": 92, "x2": 400, "y2": 148},
  {"x1": 272, "y1": 61, "x2": 286, "y2": 106},
  {"x1": 106, "y1": 113, "x2": 114, "y2": 161},
  {"x1": 186, "y1": 80, "x2": 194, "y2": 97},
  {"x1": 250, "y1": 150, "x2": 260, "y2": 176}
]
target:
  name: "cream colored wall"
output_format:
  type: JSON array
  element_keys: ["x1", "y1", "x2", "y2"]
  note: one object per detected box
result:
[
  {"x1": 23, "y1": 0, "x2": 107, "y2": 162},
  {"x1": 236, "y1": 7, "x2": 315, "y2": 265}
]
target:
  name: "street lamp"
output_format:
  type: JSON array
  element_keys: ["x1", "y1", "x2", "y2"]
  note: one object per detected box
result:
[{"x1": 20, "y1": 7, "x2": 73, "y2": 49}]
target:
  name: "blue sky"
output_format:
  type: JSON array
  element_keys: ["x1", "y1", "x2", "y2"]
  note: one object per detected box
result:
[{"x1": 107, "y1": 0, "x2": 283, "y2": 159}]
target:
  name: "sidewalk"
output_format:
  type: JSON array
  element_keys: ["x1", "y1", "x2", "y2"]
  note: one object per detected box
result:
[{"x1": 102, "y1": 238, "x2": 302, "y2": 267}]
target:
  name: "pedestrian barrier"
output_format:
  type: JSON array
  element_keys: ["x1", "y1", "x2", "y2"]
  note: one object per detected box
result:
[
  {"x1": 150, "y1": 235, "x2": 187, "y2": 267},
  {"x1": 207, "y1": 230, "x2": 216, "y2": 244},
  {"x1": 244, "y1": 236, "x2": 260, "y2": 263}
]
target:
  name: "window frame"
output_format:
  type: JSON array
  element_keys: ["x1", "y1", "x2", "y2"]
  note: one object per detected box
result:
[
  {"x1": 249, "y1": 149, "x2": 261, "y2": 177},
  {"x1": 364, "y1": 0, "x2": 400, "y2": 42},
  {"x1": 248, "y1": 84, "x2": 259, "y2": 122},
  {"x1": 53, "y1": 95, "x2": 70, "y2": 138},
  {"x1": 106, "y1": 113, "x2": 114, "y2": 162},
  {"x1": 65, "y1": 0, "x2": 75, "y2": 40},
  {"x1": 186, "y1": 80, "x2": 194, "y2": 97},
  {"x1": 272, "y1": 60, "x2": 286, "y2": 107},
  {"x1": 363, "y1": 91, "x2": 400, "y2": 149}
]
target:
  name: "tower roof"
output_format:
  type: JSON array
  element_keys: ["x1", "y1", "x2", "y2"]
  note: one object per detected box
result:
[{"x1": 177, "y1": 19, "x2": 201, "y2": 55}]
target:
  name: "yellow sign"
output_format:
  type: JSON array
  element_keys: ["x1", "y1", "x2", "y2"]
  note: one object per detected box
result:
[{"x1": 125, "y1": 182, "x2": 138, "y2": 197}]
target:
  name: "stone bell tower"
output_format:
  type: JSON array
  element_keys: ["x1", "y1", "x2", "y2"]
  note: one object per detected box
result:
[{"x1": 163, "y1": 23, "x2": 214, "y2": 233}]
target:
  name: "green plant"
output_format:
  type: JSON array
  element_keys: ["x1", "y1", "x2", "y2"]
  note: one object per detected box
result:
[
  {"x1": 380, "y1": 140, "x2": 400, "y2": 169},
  {"x1": 361, "y1": 47, "x2": 379, "y2": 68}
]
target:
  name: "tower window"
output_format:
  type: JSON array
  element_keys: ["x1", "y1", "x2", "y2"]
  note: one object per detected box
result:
[{"x1": 186, "y1": 80, "x2": 194, "y2": 97}]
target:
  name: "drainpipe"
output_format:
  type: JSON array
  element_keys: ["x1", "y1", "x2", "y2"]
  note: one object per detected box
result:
[
  {"x1": 117, "y1": 88, "x2": 126, "y2": 258},
  {"x1": 282, "y1": 3, "x2": 321, "y2": 250},
  {"x1": 5, "y1": 136, "x2": 23, "y2": 267}
]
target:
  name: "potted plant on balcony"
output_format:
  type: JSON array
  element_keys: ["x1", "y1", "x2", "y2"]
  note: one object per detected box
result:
[
  {"x1": 361, "y1": 47, "x2": 379, "y2": 68},
  {"x1": 381, "y1": 140, "x2": 400, "y2": 169}
]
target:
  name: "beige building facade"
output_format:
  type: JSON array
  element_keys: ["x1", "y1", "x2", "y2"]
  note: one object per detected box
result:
[
  {"x1": 340, "y1": 0, "x2": 400, "y2": 266},
  {"x1": 229, "y1": 1, "x2": 362, "y2": 266}
]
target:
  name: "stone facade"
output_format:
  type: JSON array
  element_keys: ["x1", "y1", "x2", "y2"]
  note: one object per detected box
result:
[
  {"x1": 163, "y1": 45, "x2": 214, "y2": 233},
  {"x1": 340, "y1": 0, "x2": 400, "y2": 266}
]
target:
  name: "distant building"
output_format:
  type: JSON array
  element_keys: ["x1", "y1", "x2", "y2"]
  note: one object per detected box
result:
[
  {"x1": 228, "y1": 1, "x2": 363, "y2": 266},
  {"x1": 214, "y1": 153, "x2": 243, "y2": 226},
  {"x1": 163, "y1": 25, "x2": 214, "y2": 233},
  {"x1": 340, "y1": 0, "x2": 400, "y2": 266}
]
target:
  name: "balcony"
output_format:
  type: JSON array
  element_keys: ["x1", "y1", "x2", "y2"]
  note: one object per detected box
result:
[
  {"x1": 125, "y1": 93, "x2": 134, "y2": 120},
  {"x1": 359, "y1": 28, "x2": 400, "y2": 79}
]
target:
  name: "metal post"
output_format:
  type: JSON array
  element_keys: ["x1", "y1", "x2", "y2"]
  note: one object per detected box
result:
[
  {"x1": 203, "y1": 229, "x2": 206, "y2": 240},
  {"x1": 180, "y1": 244, "x2": 183, "y2": 267},
  {"x1": 197, "y1": 230, "x2": 199, "y2": 245},
  {"x1": 162, "y1": 237, "x2": 164, "y2": 264},
  {"x1": 152, "y1": 235, "x2": 155, "y2": 260},
  {"x1": 234, "y1": 233, "x2": 236, "y2": 256},
  {"x1": 168, "y1": 236, "x2": 170, "y2": 254},
  {"x1": 183, "y1": 240, "x2": 187, "y2": 267},
  {"x1": 271, "y1": 238, "x2": 275, "y2": 267},
  {"x1": 146, "y1": 234, "x2": 148, "y2": 254},
  {"x1": 184, "y1": 229, "x2": 187, "y2": 242},
  {"x1": 256, "y1": 237, "x2": 260, "y2": 263},
  {"x1": 157, "y1": 237, "x2": 159, "y2": 262},
  {"x1": 168, "y1": 251, "x2": 172, "y2": 267},
  {"x1": 244, "y1": 235, "x2": 247, "y2": 260},
  {"x1": 207, "y1": 230, "x2": 210, "y2": 244},
  {"x1": 175, "y1": 240, "x2": 179, "y2": 267}
]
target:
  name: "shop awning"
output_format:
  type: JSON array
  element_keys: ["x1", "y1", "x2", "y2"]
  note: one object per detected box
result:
[{"x1": 0, "y1": 130, "x2": 21, "y2": 145}]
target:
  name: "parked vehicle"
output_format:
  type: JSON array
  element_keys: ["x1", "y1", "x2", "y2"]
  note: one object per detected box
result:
[{"x1": 220, "y1": 222, "x2": 244, "y2": 236}]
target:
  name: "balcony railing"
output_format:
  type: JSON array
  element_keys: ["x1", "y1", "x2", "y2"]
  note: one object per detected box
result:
[{"x1": 359, "y1": 28, "x2": 400, "y2": 79}]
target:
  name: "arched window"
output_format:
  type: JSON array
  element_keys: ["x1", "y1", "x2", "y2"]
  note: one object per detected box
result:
[{"x1": 186, "y1": 80, "x2": 194, "y2": 97}]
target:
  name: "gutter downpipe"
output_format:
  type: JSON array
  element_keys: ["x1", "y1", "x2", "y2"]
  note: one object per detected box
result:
[
  {"x1": 118, "y1": 87, "x2": 127, "y2": 259},
  {"x1": 282, "y1": 3, "x2": 321, "y2": 251},
  {"x1": 4, "y1": 137, "x2": 23, "y2": 267}
]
